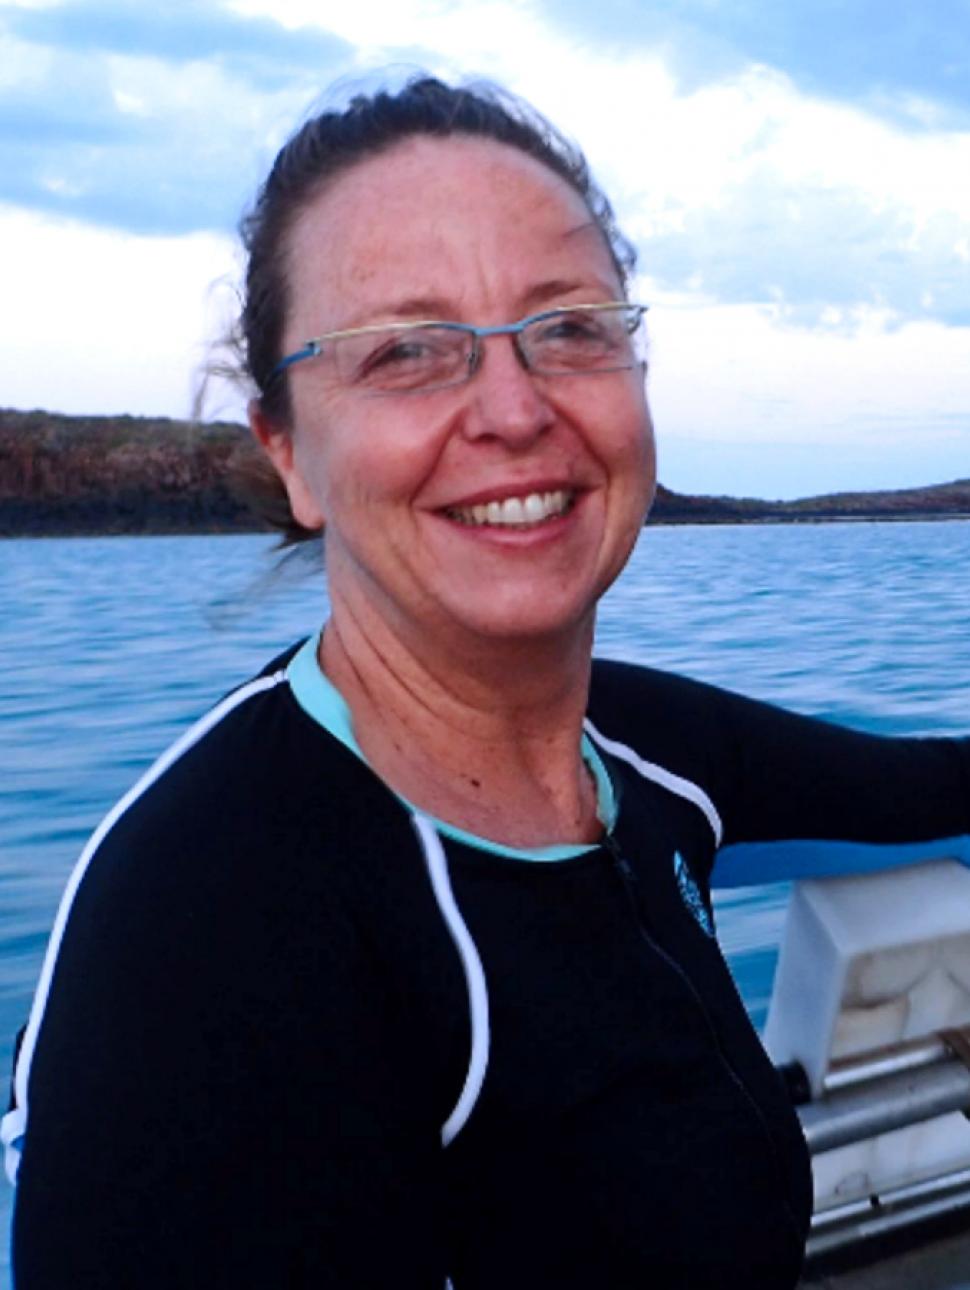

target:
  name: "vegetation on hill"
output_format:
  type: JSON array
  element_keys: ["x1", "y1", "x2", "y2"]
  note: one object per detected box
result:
[
  {"x1": 0, "y1": 409, "x2": 253, "y2": 536},
  {"x1": 650, "y1": 480, "x2": 970, "y2": 523},
  {"x1": 1, "y1": 408, "x2": 967, "y2": 536}
]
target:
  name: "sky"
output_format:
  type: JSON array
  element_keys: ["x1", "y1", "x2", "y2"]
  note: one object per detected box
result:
[{"x1": 1, "y1": 0, "x2": 968, "y2": 499}]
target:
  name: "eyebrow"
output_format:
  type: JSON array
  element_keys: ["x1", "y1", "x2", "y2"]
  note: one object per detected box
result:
[
  {"x1": 519, "y1": 277, "x2": 618, "y2": 311},
  {"x1": 347, "y1": 297, "x2": 453, "y2": 327},
  {"x1": 336, "y1": 274, "x2": 620, "y2": 332}
]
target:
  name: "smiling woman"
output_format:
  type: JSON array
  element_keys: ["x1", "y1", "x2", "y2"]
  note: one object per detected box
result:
[
  {"x1": 253, "y1": 130, "x2": 654, "y2": 686},
  {"x1": 5, "y1": 75, "x2": 969, "y2": 1290}
]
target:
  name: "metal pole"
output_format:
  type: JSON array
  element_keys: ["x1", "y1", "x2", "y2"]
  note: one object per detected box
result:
[
  {"x1": 806, "y1": 1167, "x2": 970, "y2": 1259},
  {"x1": 822, "y1": 1033, "x2": 953, "y2": 1095},
  {"x1": 799, "y1": 1061, "x2": 970, "y2": 1155}
]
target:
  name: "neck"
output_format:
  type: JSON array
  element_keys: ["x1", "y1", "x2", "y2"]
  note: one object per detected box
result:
[{"x1": 320, "y1": 593, "x2": 599, "y2": 849}]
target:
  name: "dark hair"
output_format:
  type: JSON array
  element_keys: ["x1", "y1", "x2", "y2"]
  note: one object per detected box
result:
[{"x1": 236, "y1": 74, "x2": 637, "y2": 544}]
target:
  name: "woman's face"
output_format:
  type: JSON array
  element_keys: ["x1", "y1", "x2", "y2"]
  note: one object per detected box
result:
[{"x1": 259, "y1": 135, "x2": 655, "y2": 650}]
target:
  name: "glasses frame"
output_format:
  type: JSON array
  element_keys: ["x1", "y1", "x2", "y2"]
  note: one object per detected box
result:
[{"x1": 270, "y1": 301, "x2": 648, "y2": 393}]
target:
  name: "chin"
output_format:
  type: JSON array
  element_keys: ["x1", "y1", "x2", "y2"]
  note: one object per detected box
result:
[{"x1": 447, "y1": 595, "x2": 596, "y2": 645}]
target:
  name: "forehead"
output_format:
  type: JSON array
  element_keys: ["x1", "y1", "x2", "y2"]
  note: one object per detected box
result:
[{"x1": 282, "y1": 135, "x2": 618, "y2": 332}]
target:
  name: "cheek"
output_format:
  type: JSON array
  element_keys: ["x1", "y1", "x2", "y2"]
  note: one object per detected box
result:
[
  {"x1": 629, "y1": 382, "x2": 655, "y2": 459},
  {"x1": 604, "y1": 383, "x2": 655, "y2": 478},
  {"x1": 639, "y1": 407, "x2": 657, "y2": 488},
  {"x1": 291, "y1": 414, "x2": 435, "y2": 529},
  {"x1": 607, "y1": 392, "x2": 656, "y2": 533}
]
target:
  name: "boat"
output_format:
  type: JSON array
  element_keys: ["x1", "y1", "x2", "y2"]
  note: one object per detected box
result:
[{"x1": 763, "y1": 861, "x2": 970, "y2": 1286}]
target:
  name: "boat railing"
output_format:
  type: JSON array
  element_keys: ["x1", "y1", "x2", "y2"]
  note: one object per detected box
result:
[
  {"x1": 762, "y1": 861, "x2": 970, "y2": 1263},
  {"x1": 778, "y1": 1025, "x2": 970, "y2": 1257}
]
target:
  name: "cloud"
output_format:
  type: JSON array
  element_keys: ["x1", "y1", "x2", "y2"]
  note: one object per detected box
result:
[
  {"x1": 647, "y1": 299, "x2": 970, "y2": 443},
  {"x1": 0, "y1": 203, "x2": 240, "y2": 418},
  {"x1": 534, "y1": 0, "x2": 970, "y2": 126},
  {"x1": 3, "y1": 0, "x2": 351, "y2": 84},
  {"x1": 0, "y1": 2, "x2": 353, "y2": 233},
  {"x1": 636, "y1": 178, "x2": 970, "y2": 327},
  {"x1": 646, "y1": 301, "x2": 970, "y2": 496},
  {"x1": 585, "y1": 62, "x2": 970, "y2": 328}
]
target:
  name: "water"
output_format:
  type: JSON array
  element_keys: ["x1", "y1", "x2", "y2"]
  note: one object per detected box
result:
[{"x1": 1, "y1": 520, "x2": 968, "y2": 1278}]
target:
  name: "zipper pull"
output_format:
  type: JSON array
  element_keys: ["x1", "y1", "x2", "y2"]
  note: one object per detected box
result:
[{"x1": 602, "y1": 831, "x2": 638, "y2": 888}]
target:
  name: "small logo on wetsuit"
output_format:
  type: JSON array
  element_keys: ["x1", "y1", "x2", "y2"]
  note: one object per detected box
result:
[{"x1": 673, "y1": 852, "x2": 715, "y2": 937}]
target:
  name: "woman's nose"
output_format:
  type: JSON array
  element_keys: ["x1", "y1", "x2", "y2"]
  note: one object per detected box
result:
[{"x1": 460, "y1": 335, "x2": 555, "y2": 446}]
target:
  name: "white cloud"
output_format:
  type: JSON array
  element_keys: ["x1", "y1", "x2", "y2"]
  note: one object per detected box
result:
[
  {"x1": 112, "y1": 87, "x2": 148, "y2": 115},
  {"x1": 648, "y1": 299, "x2": 970, "y2": 445},
  {"x1": 0, "y1": 4, "x2": 351, "y2": 231},
  {"x1": 0, "y1": 205, "x2": 242, "y2": 419},
  {"x1": 0, "y1": 27, "x2": 56, "y2": 91},
  {"x1": 229, "y1": 0, "x2": 530, "y2": 57}
]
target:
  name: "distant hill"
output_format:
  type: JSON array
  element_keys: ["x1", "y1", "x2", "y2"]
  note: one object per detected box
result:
[
  {"x1": 0, "y1": 409, "x2": 252, "y2": 536},
  {"x1": 650, "y1": 479, "x2": 970, "y2": 523},
  {"x1": 1, "y1": 408, "x2": 968, "y2": 536}
]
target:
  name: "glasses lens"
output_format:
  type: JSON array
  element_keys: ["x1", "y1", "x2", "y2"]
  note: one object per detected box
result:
[
  {"x1": 334, "y1": 324, "x2": 472, "y2": 393},
  {"x1": 523, "y1": 306, "x2": 643, "y2": 374}
]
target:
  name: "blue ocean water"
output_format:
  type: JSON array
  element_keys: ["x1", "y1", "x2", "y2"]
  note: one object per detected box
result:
[{"x1": 1, "y1": 520, "x2": 968, "y2": 1277}]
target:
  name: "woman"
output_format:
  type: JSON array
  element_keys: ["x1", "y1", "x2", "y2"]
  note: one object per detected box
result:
[{"x1": 5, "y1": 77, "x2": 969, "y2": 1289}]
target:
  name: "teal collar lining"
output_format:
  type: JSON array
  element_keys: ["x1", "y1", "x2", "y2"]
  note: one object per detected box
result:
[{"x1": 286, "y1": 632, "x2": 617, "y2": 862}]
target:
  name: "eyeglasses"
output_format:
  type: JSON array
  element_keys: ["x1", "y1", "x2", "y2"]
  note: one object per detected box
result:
[{"x1": 271, "y1": 302, "x2": 647, "y2": 395}]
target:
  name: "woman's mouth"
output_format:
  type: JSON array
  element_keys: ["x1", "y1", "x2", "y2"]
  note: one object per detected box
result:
[{"x1": 443, "y1": 489, "x2": 576, "y2": 528}]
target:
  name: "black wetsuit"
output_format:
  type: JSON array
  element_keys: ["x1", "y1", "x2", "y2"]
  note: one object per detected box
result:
[{"x1": 6, "y1": 648, "x2": 970, "y2": 1288}]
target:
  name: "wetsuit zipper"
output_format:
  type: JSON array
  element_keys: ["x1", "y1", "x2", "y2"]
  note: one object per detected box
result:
[{"x1": 602, "y1": 831, "x2": 804, "y2": 1240}]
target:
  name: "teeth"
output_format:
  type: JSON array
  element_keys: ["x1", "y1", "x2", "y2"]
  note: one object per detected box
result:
[
  {"x1": 522, "y1": 494, "x2": 545, "y2": 523},
  {"x1": 448, "y1": 490, "x2": 574, "y2": 527}
]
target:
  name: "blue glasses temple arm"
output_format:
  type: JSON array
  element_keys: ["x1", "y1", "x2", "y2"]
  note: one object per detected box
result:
[{"x1": 271, "y1": 342, "x2": 320, "y2": 378}]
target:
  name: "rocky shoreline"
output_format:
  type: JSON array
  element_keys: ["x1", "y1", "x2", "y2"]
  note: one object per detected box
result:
[{"x1": 2, "y1": 408, "x2": 968, "y2": 537}]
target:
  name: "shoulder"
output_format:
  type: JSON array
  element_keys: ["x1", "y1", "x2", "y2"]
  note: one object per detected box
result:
[
  {"x1": 588, "y1": 656, "x2": 742, "y2": 755},
  {"x1": 586, "y1": 656, "x2": 836, "y2": 817},
  {"x1": 11, "y1": 647, "x2": 465, "y2": 1196},
  {"x1": 63, "y1": 647, "x2": 413, "y2": 940},
  {"x1": 589, "y1": 656, "x2": 718, "y2": 712},
  {"x1": 19, "y1": 649, "x2": 435, "y2": 1099},
  {"x1": 588, "y1": 655, "x2": 839, "y2": 751}
]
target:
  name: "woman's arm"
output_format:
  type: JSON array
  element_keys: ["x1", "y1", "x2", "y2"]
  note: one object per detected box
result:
[{"x1": 704, "y1": 685, "x2": 970, "y2": 887}]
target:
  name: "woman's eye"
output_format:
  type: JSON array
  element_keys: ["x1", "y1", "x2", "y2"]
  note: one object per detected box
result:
[
  {"x1": 536, "y1": 314, "x2": 606, "y2": 346},
  {"x1": 347, "y1": 327, "x2": 463, "y2": 390},
  {"x1": 366, "y1": 337, "x2": 434, "y2": 370},
  {"x1": 546, "y1": 318, "x2": 590, "y2": 338}
]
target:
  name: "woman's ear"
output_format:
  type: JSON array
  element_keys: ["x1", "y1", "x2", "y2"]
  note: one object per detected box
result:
[{"x1": 248, "y1": 400, "x2": 326, "y2": 531}]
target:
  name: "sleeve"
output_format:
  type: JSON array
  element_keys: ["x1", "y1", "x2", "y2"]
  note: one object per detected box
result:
[
  {"x1": 9, "y1": 789, "x2": 448, "y2": 1288},
  {"x1": 705, "y1": 684, "x2": 970, "y2": 888}
]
